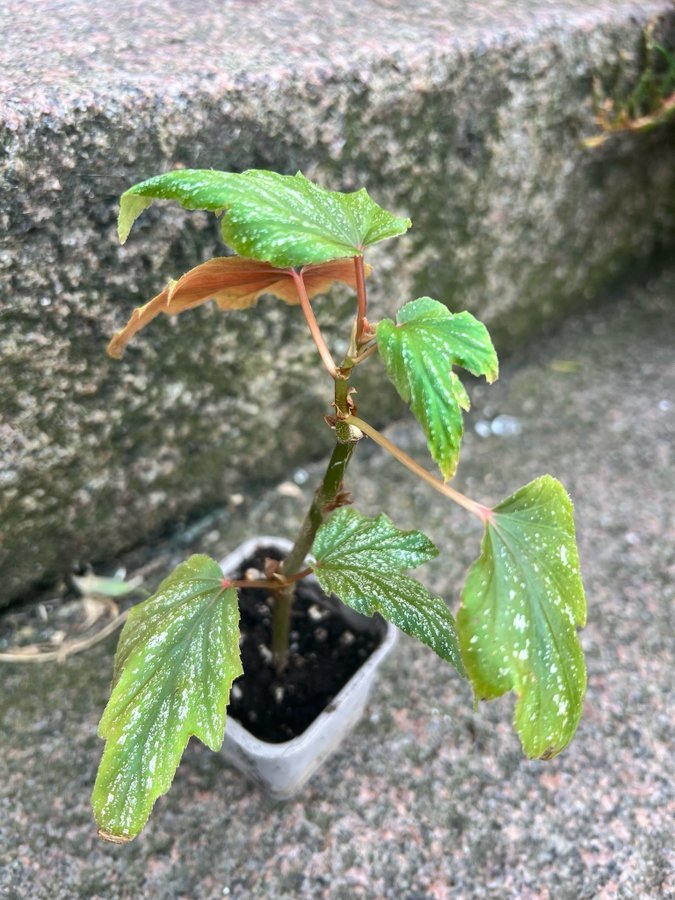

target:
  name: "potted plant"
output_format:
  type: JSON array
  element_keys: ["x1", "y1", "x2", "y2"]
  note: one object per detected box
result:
[{"x1": 94, "y1": 169, "x2": 587, "y2": 844}]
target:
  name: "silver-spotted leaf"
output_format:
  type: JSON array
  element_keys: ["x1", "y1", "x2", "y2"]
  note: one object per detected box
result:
[
  {"x1": 457, "y1": 476, "x2": 586, "y2": 759},
  {"x1": 92, "y1": 555, "x2": 242, "y2": 842},
  {"x1": 119, "y1": 169, "x2": 411, "y2": 267},
  {"x1": 377, "y1": 297, "x2": 498, "y2": 480},
  {"x1": 312, "y1": 508, "x2": 464, "y2": 674}
]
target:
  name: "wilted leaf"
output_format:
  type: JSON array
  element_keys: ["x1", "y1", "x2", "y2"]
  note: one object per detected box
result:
[
  {"x1": 92, "y1": 555, "x2": 242, "y2": 841},
  {"x1": 312, "y1": 508, "x2": 464, "y2": 674},
  {"x1": 119, "y1": 169, "x2": 410, "y2": 267},
  {"x1": 377, "y1": 298, "x2": 498, "y2": 479},
  {"x1": 107, "y1": 256, "x2": 365, "y2": 358},
  {"x1": 457, "y1": 476, "x2": 586, "y2": 759}
]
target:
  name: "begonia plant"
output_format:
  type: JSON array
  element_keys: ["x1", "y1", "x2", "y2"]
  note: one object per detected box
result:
[{"x1": 93, "y1": 169, "x2": 587, "y2": 842}]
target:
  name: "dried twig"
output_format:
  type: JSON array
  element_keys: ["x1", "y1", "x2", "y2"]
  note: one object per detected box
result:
[{"x1": 0, "y1": 607, "x2": 129, "y2": 664}]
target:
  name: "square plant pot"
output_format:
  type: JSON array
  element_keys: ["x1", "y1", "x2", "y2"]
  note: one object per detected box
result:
[{"x1": 219, "y1": 536, "x2": 398, "y2": 800}]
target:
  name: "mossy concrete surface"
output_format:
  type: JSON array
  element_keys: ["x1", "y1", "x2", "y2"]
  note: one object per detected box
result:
[
  {"x1": 1, "y1": 0, "x2": 674, "y2": 604},
  {"x1": 1, "y1": 271, "x2": 673, "y2": 898}
]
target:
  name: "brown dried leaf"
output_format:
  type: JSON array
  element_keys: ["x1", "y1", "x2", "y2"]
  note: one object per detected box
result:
[{"x1": 107, "y1": 257, "x2": 368, "y2": 358}]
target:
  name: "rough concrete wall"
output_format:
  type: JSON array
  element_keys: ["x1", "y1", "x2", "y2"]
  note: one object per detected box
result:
[{"x1": 1, "y1": 1, "x2": 674, "y2": 604}]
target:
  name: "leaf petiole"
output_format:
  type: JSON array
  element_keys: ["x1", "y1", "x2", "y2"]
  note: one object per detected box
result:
[
  {"x1": 290, "y1": 268, "x2": 338, "y2": 378},
  {"x1": 224, "y1": 567, "x2": 313, "y2": 592},
  {"x1": 346, "y1": 415, "x2": 493, "y2": 523},
  {"x1": 354, "y1": 255, "x2": 369, "y2": 344}
]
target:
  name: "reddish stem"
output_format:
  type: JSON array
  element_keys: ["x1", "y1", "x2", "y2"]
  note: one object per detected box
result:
[
  {"x1": 354, "y1": 255, "x2": 368, "y2": 344},
  {"x1": 291, "y1": 269, "x2": 337, "y2": 378},
  {"x1": 222, "y1": 567, "x2": 313, "y2": 592},
  {"x1": 347, "y1": 415, "x2": 494, "y2": 524}
]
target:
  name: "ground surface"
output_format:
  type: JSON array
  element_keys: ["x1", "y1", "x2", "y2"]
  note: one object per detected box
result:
[{"x1": 1, "y1": 270, "x2": 673, "y2": 898}]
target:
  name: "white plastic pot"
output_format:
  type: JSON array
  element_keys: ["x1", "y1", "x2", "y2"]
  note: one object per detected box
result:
[{"x1": 219, "y1": 536, "x2": 397, "y2": 799}]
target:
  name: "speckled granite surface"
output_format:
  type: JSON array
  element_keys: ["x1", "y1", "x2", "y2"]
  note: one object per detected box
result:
[
  {"x1": 1, "y1": 0, "x2": 670, "y2": 118},
  {"x1": 1, "y1": 270, "x2": 673, "y2": 898},
  {"x1": 2, "y1": 1, "x2": 674, "y2": 606}
]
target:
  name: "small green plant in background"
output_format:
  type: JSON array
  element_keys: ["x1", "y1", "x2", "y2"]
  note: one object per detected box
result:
[
  {"x1": 585, "y1": 26, "x2": 675, "y2": 147},
  {"x1": 94, "y1": 169, "x2": 587, "y2": 842}
]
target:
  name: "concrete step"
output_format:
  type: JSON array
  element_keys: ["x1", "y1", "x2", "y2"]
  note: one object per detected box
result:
[{"x1": 1, "y1": 0, "x2": 674, "y2": 604}]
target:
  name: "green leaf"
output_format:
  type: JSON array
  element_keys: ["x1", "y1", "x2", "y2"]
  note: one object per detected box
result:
[
  {"x1": 457, "y1": 476, "x2": 586, "y2": 759},
  {"x1": 377, "y1": 298, "x2": 498, "y2": 480},
  {"x1": 92, "y1": 555, "x2": 242, "y2": 842},
  {"x1": 312, "y1": 508, "x2": 465, "y2": 675},
  {"x1": 118, "y1": 169, "x2": 411, "y2": 267}
]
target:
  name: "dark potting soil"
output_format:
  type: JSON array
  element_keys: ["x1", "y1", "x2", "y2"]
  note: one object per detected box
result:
[{"x1": 227, "y1": 546, "x2": 382, "y2": 743}]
